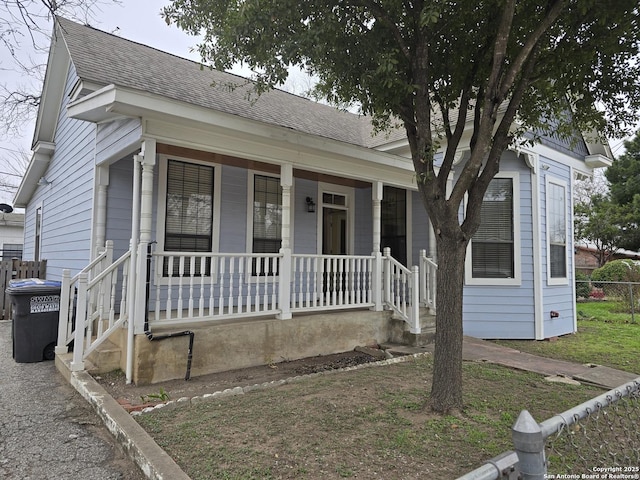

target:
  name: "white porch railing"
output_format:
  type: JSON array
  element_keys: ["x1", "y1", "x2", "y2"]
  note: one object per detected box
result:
[
  {"x1": 56, "y1": 240, "x2": 132, "y2": 371},
  {"x1": 57, "y1": 242, "x2": 438, "y2": 372},
  {"x1": 150, "y1": 252, "x2": 281, "y2": 325},
  {"x1": 419, "y1": 249, "x2": 437, "y2": 312},
  {"x1": 382, "y1": 247, "x2": 421, "y2": 333},
  {"x1": 291, "y1": 254, "x2": 374, "y2": 311}
]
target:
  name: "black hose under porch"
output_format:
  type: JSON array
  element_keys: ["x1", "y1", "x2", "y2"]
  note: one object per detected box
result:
[{"x1": 143, "y1": 242, "x2": 194, "y2": 381}]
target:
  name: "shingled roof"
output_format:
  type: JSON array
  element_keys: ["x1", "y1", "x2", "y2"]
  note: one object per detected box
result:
[{"x1": 57, "y1": 17, "x2": 405, "y2": 149}]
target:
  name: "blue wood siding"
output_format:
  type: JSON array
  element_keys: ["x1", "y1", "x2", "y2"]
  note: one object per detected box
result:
[
  {"x1": 539, "y1": 156, "x2": 576, "y2": 338},
  {"x1": 95, "y1": 118, "x2": 141, "y2": 164},
  {"x1": 105, "y1": 156, "x2": 136, "y2": 258},
  {"x1": 411, "y1": 190, "x2": 430, "y2": 266},
  {"x1": 354, "y1": 186, "x2": 372, "y2": 255},
  {"x1": 218, "y1": 165, "x2": 247, "y2": 253},
  {"x1": 23, "y1": 63, "x2": 96, "y2": 280},
  {"x1": 463, "y1": 152, "x2": 536, "y2": 339},
  {"x1": 293, "y1": 177, "x2": 318, "y2": 254}
]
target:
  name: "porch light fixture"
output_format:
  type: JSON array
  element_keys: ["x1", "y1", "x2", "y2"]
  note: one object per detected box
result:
[
  {"x1": 37, "y1": 177, "x2": 52, "y2": 186},
  {"x1": 306, "y1": 196, "x2": 316, "y2": 213}
]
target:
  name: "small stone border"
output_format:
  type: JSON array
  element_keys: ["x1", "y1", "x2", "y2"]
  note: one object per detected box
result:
[{"x1": 130, "y1": 351, "x2": 431, "y2": 416}]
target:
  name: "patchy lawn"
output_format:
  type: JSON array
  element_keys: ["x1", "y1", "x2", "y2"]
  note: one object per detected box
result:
[{"x1": 136, "y1": 356, "x2": 604, "y2": 479}]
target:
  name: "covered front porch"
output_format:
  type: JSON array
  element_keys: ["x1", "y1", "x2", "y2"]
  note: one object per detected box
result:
[{"x1": 55, "y1": 137, "x2": 438, "y2": 384}]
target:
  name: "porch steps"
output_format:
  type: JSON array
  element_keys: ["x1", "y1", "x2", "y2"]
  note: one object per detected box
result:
[
  {"x1": 85, "y1": 338, "x2": 122, "y2": 374},
  {"x1": 389, "y1": 307, "x2": 436, "y2": 347}
]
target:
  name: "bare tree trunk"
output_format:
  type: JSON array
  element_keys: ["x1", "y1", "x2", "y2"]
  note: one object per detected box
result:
[{"x1": 429, "y1": 233, "x2": 468, "y2": 413}]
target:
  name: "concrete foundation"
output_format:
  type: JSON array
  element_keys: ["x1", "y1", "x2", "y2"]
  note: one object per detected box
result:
[{"x1": 111, "y1": 309, "x2": 397, "y2": 385}]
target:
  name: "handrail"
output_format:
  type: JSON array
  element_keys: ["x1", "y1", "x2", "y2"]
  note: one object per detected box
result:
[
  {"x1": 419, "y1": 249, "x2": 437, "y2": 312},
  {"x1": 383, "y1": 248, "x2": 420, "y2": 334},
  {"x1": 57, "y1": 243, "x2": 131, "y2": 372}
]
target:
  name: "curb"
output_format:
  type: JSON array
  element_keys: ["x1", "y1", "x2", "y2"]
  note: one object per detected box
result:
[{"x1": 69, "y1": 369, "x2": 190, "y2": 480}]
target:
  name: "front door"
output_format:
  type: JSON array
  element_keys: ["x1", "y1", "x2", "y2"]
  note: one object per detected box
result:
[{"x1": 322, "y1": 207, "x2": 347, "y2": 255}]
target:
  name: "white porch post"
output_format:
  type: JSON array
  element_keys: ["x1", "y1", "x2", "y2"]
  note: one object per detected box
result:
[
  {"x1": 371, "y1": 181, "x2": 383, "y2": 311},
  {"x1": 277, "y1": 164, "x2": 293, "y2": 320},
  {"x1": 126, "y1": 152, "x2": 142, "y2": 383},
  {"x1": 94, "y1": 166, "x2": 109, "y2": 257},
  {"x1": 133, "y1": 139, "x2": 156, "y2": 335}
]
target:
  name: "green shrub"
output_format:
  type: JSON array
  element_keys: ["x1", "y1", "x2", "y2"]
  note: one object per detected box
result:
[
  {"x1": 591, "y1": 259, "x2": 640, "y2": 283},
  {"x1": 575, "y1": 271, "x2": 591, "y2": 298}
]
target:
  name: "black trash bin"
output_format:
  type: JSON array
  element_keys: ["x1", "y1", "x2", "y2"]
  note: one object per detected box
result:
[{"x1": 6, "y1": 278, "x2": 62, "y2": 363}]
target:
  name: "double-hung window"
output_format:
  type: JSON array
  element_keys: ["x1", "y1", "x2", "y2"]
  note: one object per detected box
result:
[
  {"x1": 163, "y1": 159, "x2": 215, "y2": 276},
  {"x1": 251, "y1": 174, "x2": 282, "y2": 275},
  {"x1": 466, "y1": 173, "x2": 521, "y2": 285},
  {"x1": 547, "y1": 178, "x2": 568, "y2": 283}
]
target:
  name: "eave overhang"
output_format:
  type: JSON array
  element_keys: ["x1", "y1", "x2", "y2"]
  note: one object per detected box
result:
[
  {"x1": 14, "y1": 141, "x2": 56, "y2": 208},
  {"x1": 67, "y1": 84, "x2": 418, "y2": 187}
]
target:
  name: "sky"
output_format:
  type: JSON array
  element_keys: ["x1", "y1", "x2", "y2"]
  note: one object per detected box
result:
[{"x1": 0, "y1": 1, "x2": 635, "y2": 208}]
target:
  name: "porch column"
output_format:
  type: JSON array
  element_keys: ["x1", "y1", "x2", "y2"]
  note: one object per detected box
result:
[
  {"x1": 126, "y1": 153, "x2": 142, "y2": 383},
  {"x1": 278, "y1": 164, "x2": 293, "y2": 320},
  {"x1": 371, "y1": 182, "x2": 383, "y2": 311},
  {"x1": 133, "y1": 139, "x2": 157, "y2": 334},
  {"x1": 93, "y1": 166, "x2": 109, "y2": 257}
]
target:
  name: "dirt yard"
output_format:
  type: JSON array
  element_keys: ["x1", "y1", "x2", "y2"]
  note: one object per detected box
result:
[{"x1": 95, "y1": 350, "x2": 382, "y2": 408}]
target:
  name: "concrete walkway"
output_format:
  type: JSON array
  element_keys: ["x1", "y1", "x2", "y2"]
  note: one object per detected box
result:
[
  {"x1": 52, "y1": 335, "x2": 639, "y2": 480},
  {"x1": 387, "y1": 336, "x2": 639, "y2": 390}
]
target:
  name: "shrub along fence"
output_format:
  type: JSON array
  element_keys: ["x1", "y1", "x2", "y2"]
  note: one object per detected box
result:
[
  {"x1": 456, "y1": 377, "x2": 640, "y2": 479},
  {"x1": 576, "y1": 280, "x2": 640, "y2": 323}
]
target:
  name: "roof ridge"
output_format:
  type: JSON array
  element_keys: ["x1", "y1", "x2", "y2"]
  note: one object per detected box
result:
[{"x1": 55, "y1": 16, "x2": 390, "y2": 148}]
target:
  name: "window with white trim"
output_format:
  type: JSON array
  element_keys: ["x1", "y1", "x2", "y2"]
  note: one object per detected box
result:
[
  {"x1": 471, "y1": 178, "x2": 515, "y2": 278},
  {"x1": 163, "y1": 159, "x2": 214, "y2": 275},
  {"x1": 251, "y1": 174, "x2": 281, "y2": 275},
  {"x1": 547, "y1": 178, "x2": 567, "y2": 282},
  {"x1": 466, "y1": 172, "x2": 521, "y2": 285}
]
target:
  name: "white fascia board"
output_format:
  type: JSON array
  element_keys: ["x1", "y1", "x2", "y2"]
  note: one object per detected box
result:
[
  {"x1": 14, "y1": 150, "x2": 53, "y2": 207},
  {"x1": 31, "y1": 27, "x2": 69, "y2": 148},
  {"x1": 145, "y1": 117, "x2": 417, "y2": 189},
  {"x1": 585, "y1": 154, "x2": 612, "y2": 169},
  {"x1": 67, "y1": 85, "x2": 122, "y2": 122},
  {"x1": 69, "y1": 85, "x2": 419, "y2": 188}
]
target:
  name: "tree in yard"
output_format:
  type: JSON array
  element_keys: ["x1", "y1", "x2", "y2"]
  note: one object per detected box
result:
[
  {"x1": 574, "y1": 194, "x2": 627, "y2": 267},
  {"x1": 163, "y1": 1, "x2": 640, "y2": 412},
  {"x1": 605, "y1": 131, "x2": 640, "y2": 251}
]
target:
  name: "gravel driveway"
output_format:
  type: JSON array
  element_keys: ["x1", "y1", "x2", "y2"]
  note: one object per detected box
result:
[{"x1": 0, "y1": 319, "x2": 146, "y2": 479}]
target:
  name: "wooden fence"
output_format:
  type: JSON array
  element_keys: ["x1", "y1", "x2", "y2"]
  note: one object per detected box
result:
[{"x1": 0, "y1": 259, "x2": 47, "y2": 320}]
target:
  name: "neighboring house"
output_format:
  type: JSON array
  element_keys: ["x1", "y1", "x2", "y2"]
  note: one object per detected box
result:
[
  {"x1": 575, "y1": 244, "x2": 640, "y2": 275},
  {"x1": 0, "y1": 212, "x2": 24, "y2": 260},
  {"x1": 14, "y1": 18, "x2": 612, "y2": 384}
]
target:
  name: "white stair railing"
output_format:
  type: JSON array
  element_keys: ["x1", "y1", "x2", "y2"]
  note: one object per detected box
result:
[
  {"x1": 57, "y1": 241, "x2": 131, "y2": 372},
  {"x1": 382, "y1": 248, "x2": 420, "y2": 334},
  {"x1": 419, "y1": 249, "x2": 437, "y2": 313}
]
